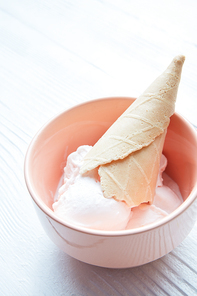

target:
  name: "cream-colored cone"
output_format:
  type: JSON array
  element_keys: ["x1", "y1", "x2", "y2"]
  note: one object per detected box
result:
[
  {"x1": 99, "y1": 131, "x2": 166, "y2": 207},
  {"x1": 80, "y1": 55, "x2": 185, "y2": 206},
  {"x1": 80, "y1": 55, "x2": 185, "y2": 175}
]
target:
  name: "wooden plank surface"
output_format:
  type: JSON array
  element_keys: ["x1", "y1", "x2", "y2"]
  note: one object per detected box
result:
[{"x1": 0, "y1": 1, "x2": 197, "y2": 295}]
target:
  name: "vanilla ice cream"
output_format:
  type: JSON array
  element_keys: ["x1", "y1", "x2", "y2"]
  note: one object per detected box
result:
[{"x1": 53, "y1": 145, "x2": 183, "y2": 231}]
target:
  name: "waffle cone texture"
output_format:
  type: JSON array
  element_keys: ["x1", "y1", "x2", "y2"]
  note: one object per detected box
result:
[{"x1": 80, "y1": 55, "x2": 185, "y2": 207}]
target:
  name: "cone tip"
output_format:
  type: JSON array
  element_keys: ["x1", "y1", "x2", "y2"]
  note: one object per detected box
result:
[{"x1": 173, "y1": 54, "x2": 185, "y2": 65}]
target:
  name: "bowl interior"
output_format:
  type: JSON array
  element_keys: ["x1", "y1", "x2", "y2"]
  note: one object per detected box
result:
[{"x1": 26, "y1": 97, "x2": 197, "y2": 213}]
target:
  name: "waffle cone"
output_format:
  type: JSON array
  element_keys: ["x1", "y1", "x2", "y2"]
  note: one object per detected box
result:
[
  {"x1": 99, "y1": 131, "x2": 166, "y2": 207},
  {"x1": 80, "y1": 55, "x2": 185, "y2": 206}
]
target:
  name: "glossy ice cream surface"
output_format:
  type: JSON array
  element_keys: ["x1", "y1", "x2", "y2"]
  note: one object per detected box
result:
[{"x1": 53, "y1": 145, "x2": 183, "y2": 231}]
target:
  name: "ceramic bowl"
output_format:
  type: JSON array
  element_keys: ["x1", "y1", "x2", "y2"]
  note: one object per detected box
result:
[{"x1": 24, "y1": 97, "x2": 197, "y2": 268}]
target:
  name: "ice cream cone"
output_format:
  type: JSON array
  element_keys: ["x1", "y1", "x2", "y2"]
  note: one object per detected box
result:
[
  {"x1": 80, "y1": 55, "x2": 185, "y2": 206},
  {"x1": 99, "y1": 131, "x2": 166, "y2": 207}
]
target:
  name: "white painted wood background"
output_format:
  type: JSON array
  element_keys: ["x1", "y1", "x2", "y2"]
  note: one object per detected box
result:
[{"x1": 0, "y1": 0, "x2": 197, "y2": 295}]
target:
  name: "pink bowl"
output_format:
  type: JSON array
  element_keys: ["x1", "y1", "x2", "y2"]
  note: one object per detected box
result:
[{"x1": 24, "y1": 97, "x2": 197, "y2": 268}]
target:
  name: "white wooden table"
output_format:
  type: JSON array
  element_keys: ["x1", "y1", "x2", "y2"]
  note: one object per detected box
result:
[{"x1": 1, "y1": 1, "x2": 197, "y2": 295}]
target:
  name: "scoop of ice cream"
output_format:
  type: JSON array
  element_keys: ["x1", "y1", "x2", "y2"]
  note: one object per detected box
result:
[
  {"x1": 126, "y1": 182, "x2": 182, "y2": 229},
  {"x1": 126, "y1": 204, "x2": 167, "y2": 229},
  {"x1": 53, "y1": 146, "x2": 131, "y2": 231},
  {"x1": 154, "y1": 173, "x2": 183, "y2": 214},
  {"x1": 53, "y1": 145, "x2": 183, "y2": 231}
]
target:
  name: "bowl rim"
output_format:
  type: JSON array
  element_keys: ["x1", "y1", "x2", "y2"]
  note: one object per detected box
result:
[{"x1": 24, "y1": 97, "x2": 197, "y2": 237}]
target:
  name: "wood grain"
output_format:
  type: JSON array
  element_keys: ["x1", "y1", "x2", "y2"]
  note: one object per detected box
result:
[{"x1": 0, "y1": 0, "x2": 197, "y2": 295}]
